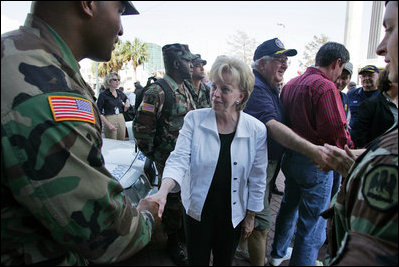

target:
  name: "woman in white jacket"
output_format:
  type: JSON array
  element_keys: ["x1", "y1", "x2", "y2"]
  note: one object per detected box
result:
[{"x1": 146, "y1": 55, "x2": 268, "y2": 265}]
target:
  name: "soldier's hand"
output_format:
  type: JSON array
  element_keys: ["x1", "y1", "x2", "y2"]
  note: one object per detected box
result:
[
  {"x1": 145, "y1": 178, "x2": 176, "y2": 218},
  {"x1": 137, "y1": 197, "x2": 161, "y2": 228},
  {"x1": 320, "y1": 144, "x2": 360, "y2": 177},
  {"x1": 144, "y1": 191, "x2": 168, "y2": 219}
]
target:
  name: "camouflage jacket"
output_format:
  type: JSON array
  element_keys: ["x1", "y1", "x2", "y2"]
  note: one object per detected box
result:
[
  {"x1": 133, "y1": 75, "x2": 196, "y2": 167},
  {"x1": 184, "y1": 80, "x2": 211, "y2": 109},
  {"x1": 1, "y1": 14, "x2": 153, "y2": 266},
  {"x1": 326, "y1": 126, "x2": 398, "y2": 265}
]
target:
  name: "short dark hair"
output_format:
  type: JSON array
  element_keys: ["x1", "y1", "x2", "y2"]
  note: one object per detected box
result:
[{"x1": 315, "y1": 42, "x2": 350, "y2": 67}]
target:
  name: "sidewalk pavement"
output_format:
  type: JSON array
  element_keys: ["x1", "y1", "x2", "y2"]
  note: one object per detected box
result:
[{"x1": 102, "y1": 170, "x2": 328, "y2": 266}]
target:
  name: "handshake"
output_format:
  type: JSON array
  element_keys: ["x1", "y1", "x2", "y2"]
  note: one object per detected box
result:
[{"x1": 137, "y1": 197, "x2": 162, "y2": 230}]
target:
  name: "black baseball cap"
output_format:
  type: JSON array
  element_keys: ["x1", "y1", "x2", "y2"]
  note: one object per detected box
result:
[{"x1": 122, "y1": 1, "x2": 139, "y2": 15}]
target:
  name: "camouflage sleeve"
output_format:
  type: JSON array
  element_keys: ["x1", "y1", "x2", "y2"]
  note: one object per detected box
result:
[
  {"x1": 329, "y1": 128, "x2": 398, "y2": 262},
  {"x1": 132, "y1": 84, "x2": 164, "y2": 160},
  {"x1": 2, "y1": 92, "x2": 153, "y2": 264}
]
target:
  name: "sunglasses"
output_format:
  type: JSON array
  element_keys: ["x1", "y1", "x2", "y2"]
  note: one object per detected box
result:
[{"x1": 111, "y1": 78, "x2": 120, "y2": 82}]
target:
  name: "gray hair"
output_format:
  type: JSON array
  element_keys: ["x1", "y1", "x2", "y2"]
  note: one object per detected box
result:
[{"x1": 251, "y1": 55, "x2": 275, "y2": 70}]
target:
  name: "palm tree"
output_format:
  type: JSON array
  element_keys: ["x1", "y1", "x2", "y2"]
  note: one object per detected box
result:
[
  {"x1": 93, "y1": 38, "x2": 149, "y2": 83},
  {"x1": 95, "y1": 40, "x2": 125, "y2": 78},
  {"x1": 120, "y1": 38, "x2": 149, "y2": 81}
]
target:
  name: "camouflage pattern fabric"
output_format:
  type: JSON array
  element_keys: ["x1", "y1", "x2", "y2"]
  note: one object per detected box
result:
[
  {"x1": 1, "y1": 14, "x2": 153, "y2": 266},
  {"x1": 184, "y1": 80, "x2": 211, "y2": 109},
  {"x1": 133, "y1": 74, "x2": 196, "y2": 168},
  {"x1": 133, "y1": 74, "x2": 196, "y2": 237},
  {"x1": 327, "y1": 126, "x2": 398, "y2": 265}
]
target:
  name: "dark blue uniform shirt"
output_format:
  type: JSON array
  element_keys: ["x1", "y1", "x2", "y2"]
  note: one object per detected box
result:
[
  {"x1": 347, "y1": 87, "x2": 379, "y2": 134},
  {"x1": 340, "y1": 91, "x2": 350, "y2": 118},
  {"x1": 244, "y1": 70, "x2": 285, "y2": 161}
]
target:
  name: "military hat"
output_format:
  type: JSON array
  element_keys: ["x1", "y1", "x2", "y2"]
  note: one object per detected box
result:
[
  {"x1": 343, "y1": 62, "x2": 353, "y2": 75},
  {"x1": 254, "y1": 38, "x2": 297, "y2": 61},
  {"x1": 162, "y1": 43, "x2": 196, "y2": 61},
  {"x1": 122, "y1": 1, "x2": 139, "y2": 15},
  {"x1": 359, "y1": 65, "x2": 379, "y2": 75},
  {"x1": 192, "y1": 54, "x2": 207, "y2": 65}
]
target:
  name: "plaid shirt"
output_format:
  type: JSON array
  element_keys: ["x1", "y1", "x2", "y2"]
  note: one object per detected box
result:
[{"x1": 280, "y1": 67, "x2": 354, "y2": 149}]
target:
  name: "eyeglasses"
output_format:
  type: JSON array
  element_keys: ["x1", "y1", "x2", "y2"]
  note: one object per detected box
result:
[
  {"x1": 111, "y1": 78, "x2": 120, "y2": 82},
  {"x1": 272, "y1": 57, "x2": 288, "y2": 64}
]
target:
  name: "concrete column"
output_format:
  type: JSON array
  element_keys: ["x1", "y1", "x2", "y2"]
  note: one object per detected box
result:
[
  {"x1": 367, "y1": 1, "x2": 384, "y2": 59},
  {"x1": 344, "y1": 1, "x2": 364, "y2": 66}
]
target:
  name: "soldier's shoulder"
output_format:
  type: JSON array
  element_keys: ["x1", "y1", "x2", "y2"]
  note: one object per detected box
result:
[
  {"x1": 144, "y1": 83, "x2": 164, "y2": 95},
  {"x1": 369, "y1": 127, "x2": 398, "y2": 154}
]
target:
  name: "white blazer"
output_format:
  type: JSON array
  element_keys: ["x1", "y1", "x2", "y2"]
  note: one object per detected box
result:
[{"x1": 162, "y1": 108, "x2": 268, "y2": 228}]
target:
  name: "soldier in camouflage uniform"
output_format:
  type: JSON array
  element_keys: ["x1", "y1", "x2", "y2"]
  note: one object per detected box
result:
[
  {"x1": 133, "y1": 43, "x2": 197, "y2": 266},
  {"x1": 184, "y1": 54, "x2": 211, "y2": 109},
  {"x1": 1, "y1": 2, "x2": 160, "y2": 266},
  {"x1": 323, "y1": 127, "x2": 398, "y2": 265},
  {"x1": 321, "y1": 1, "x2": 398, "y2": 265}
]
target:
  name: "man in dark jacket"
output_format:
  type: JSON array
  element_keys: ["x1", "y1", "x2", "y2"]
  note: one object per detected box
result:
[{"x1": 351, "y1": 69, "x2": 397, "y2": 148}]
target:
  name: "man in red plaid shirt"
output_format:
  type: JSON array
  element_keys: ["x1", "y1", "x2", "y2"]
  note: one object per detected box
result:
[{"x1": 269, "y1": 42, "x2": 353, "y2": 266}]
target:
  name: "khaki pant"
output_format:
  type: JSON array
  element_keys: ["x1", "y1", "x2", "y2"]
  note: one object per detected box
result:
[
  {"x1": 104, "y1": 113, "x2": 126, "y2": 140},
  {"x1": 254, "y1": 160, "x2": 280, "y2": 230}
]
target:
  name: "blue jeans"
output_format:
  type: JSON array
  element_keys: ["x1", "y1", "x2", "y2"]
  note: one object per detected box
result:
[{"x1": 271, "y1": 150, "x2": 333, "y2": 266}]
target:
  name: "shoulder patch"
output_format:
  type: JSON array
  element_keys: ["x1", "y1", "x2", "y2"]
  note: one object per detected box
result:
[
  {"x1": 142, "y1": 102, "x2": 155, "y2": 113},
  {"x1": 362, "y1": 164, "x2": 398, "y2": 211},
  {"x1": 48, "y1": 96, "x2": 95, "y2": 124}
]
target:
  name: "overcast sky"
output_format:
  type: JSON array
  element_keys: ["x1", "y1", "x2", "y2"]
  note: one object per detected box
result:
[{"x1": 1, "y1": 1, "x2": 376, "y2": 81}]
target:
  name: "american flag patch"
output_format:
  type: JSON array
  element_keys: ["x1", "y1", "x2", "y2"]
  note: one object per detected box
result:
[
  {"x1": 48, "y1": 96, "x2": 95, "y2": 124},
  {"x1": 142, "y1": 103, "x2": 155, "y2": 113}
]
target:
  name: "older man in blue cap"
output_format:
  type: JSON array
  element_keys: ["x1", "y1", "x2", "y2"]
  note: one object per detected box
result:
[
  {"x1": 238, "y1": 38, "x2": 327, "y2": 266},
  {"x1": 347, "y1": 65, "x2": 380, "y2": 136}
]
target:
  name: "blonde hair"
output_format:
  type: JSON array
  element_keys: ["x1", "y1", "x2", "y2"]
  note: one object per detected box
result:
[
  {"x1": 103, "y1": 72, "x2": 120, "y2": 89},
  {"x1": 210, "y1": 55, "x2": 255, "y2": 111}
]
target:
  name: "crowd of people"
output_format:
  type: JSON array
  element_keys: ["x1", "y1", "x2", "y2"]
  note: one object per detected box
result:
[{"x1": 1, "y1": 1, "x2": 397, "y2": 267}]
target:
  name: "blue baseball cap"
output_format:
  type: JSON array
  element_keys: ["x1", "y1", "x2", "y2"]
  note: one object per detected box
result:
[
  {"x1": 253, "y1": 38, "x2": 297, "y2": 61},
  {"x1": 359, "y1": 65, "x2": 379, "y2": 75}
]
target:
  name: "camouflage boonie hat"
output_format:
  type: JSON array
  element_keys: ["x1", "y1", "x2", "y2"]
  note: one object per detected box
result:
[
  {"x1": 162, "y1": 43, "x2": 196, "y2": 61},
  {"x1": 192, "y1": 54, "x2": 207, "y2": 65}
]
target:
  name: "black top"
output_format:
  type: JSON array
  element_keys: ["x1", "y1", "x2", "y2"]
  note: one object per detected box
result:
[
  {"x1": 97, "y1": 89, "x2": 128, "y2": 115},
  {"x1": 351, "y1": 91, "x2": 396, "y2": 148},
  {"x1": 203, "y1": 132, "x2": 235, "y2": 217}
]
